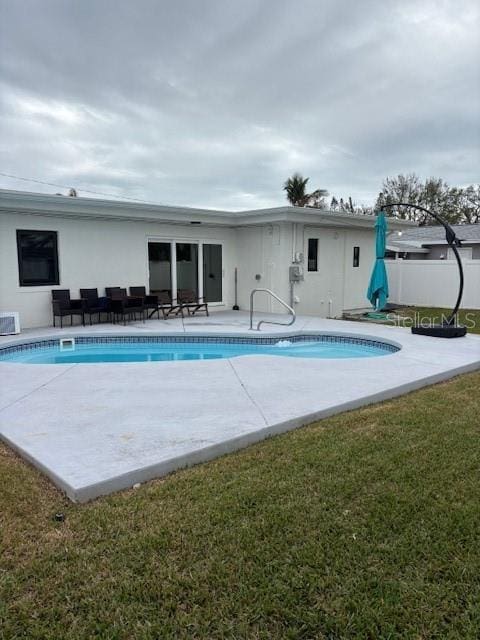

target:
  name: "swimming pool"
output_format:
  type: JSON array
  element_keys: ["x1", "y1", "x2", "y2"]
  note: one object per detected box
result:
[{"x1": 0, "y1": 334, "x2": 399, "y2": 364}]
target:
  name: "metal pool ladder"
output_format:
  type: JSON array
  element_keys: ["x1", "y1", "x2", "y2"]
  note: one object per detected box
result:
[{"x1": 249, "y1": 288, "x2": 296, "y2": 331}]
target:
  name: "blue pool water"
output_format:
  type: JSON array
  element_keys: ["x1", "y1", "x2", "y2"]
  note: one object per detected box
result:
[{"x1": 0, "y1": 336, "x2": 398, "y2": 364}]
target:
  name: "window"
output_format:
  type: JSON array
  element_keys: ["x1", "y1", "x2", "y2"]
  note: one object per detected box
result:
[
  {"x1": 17, "y1": 230, "x2": 59, "y2": 286},
  {"x1": 307, "y1": 238, "x2": 318, "y2": 271},
  {"x1": 353, "y1": 246, "x2": 360, "y2": 267}
]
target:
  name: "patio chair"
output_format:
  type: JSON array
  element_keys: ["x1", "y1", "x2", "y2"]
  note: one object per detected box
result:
[
  {"x1": 129, "y1": 286, "x2": 162, "y2": 319},
  {"x1": 177, "y1": 289, "x2": 209, "y2": 316},
  {"x1": 51, "y1": 289, "x2": 85, "y2": 327},
  {"x1": 80, "y1": 288, "x2": 111, "y2": 325},
  {"x1": 107, "y1": 287, "x2": 145, "y2": 325},
  {"x1": 157, "y1": 290, "x2": 184, "y2": 318}
]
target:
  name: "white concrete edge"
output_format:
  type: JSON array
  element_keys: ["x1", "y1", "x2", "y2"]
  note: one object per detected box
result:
[
  {"x1": 1, "y1": 430, "x2": 77, "y2": 500},
  {"x1": 9, "y1": 356, "x2": 475, "y2": 503}
]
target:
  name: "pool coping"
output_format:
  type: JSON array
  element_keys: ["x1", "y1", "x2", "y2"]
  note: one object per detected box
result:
[{"x1": 0, "y1": 330, "x2": 402, "y2": 360}]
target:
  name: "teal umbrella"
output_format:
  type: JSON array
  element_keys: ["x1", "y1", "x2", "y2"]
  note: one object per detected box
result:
[{"x1": 367, "y1": 211, "x2": 389, "y2": 311}]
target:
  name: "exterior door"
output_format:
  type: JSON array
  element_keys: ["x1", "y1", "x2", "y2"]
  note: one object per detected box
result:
[
  {"x1": 298, "y1": 228, "x2": 345, "y2": 317},
  {"x1": 203, "y1": 244, "x2": 222, "y2": 303}
]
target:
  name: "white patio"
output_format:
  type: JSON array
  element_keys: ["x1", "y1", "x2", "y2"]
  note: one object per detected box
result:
[{"x1": 1, "y1": 312, "x2": 480, "y2": 502}]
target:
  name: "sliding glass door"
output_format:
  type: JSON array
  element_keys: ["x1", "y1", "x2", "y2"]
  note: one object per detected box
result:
[
  {"x1": 203, "y1": 244, "x2": 222, "y2": 302},
  {"x1": 148, "y1": 241, "x2": 223, "y2": 303},
  {"x1": 176, "y1": 243, "x2": 198, "y2": 296},
  {"x1": 148, "y1": 242, "x2": 172, "y2": 294}
]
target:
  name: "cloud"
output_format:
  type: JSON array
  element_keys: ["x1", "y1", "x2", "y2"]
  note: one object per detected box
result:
[{"x1": 0, "y1": 0, "x2": 478, "y2": 210}]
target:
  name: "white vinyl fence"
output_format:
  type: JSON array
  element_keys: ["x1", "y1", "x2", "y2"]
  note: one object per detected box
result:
[{"x1": 386, "y1": 259, "x2": 480, "y2": 309}]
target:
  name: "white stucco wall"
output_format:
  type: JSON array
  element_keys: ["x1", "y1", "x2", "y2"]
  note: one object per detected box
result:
[
  {"x1": 0, "y1": 213, "x2": 237, "y2": 328},
  {"x1": 234, "y1": 223, "x2": 292, "y2": 314},
  {"x1": 235, "y1": 222, "x2": 376, "y2": 318},
  {"x1": 0, "y1": 211, "x2": 379, "y2": 328}
]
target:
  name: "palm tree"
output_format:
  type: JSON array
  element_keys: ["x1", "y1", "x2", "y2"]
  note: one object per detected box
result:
[{"x1": 283, "y1": 174, "x2": 328, "y2": 207}]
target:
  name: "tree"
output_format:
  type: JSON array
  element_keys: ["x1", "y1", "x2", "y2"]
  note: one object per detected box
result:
[
  {"x1": 375, "y1": 174, "x2": 480, "y2": 225},
  {"x1": 283, "y1": 173, "x2": 328, "y2": 208},
  {"x1": 375, "y1": 174, "x2": 424, "y2": 221},
  {"x1": 328, "y1": 195, "x2": 372, "y2": 215},
  {"x1": 453, "y1": 185, "x2": 480, "y2": 224}
]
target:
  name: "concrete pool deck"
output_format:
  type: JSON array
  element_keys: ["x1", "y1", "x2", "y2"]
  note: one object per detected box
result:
[{"x1": 1, "y1": 311, "x2": 480, "y2": 502}]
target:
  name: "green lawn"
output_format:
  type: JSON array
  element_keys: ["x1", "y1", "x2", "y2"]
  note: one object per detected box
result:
[
  {"x1": 394, "y1": 307, "x2": 480, "y2": 334},
  {"x1": 1, "y1": 372, "x2": 480, "y2": 639}
]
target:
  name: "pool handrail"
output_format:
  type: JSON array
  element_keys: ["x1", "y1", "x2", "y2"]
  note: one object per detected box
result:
[{"x1": 249, "y1": 288, "x2": 296, "y2": 331}]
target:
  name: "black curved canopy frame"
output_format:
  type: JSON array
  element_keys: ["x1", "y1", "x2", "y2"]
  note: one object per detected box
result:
[{"x1": 380, "y1": 202, "x2": 465, "y2": 332}]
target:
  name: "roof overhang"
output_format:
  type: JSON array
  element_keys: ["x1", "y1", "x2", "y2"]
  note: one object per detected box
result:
[
  {"x1": 0, "y1": 189, "x2": 417, "y2": 231},
  {"x1": 420, "y1": 239, "x2": 480, "y2": 246},
  {"x1": 387, "y1": 243, "x2": 429, "y2": 253}
]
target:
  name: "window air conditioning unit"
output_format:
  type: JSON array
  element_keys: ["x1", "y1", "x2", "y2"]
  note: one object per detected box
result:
[{"x1": 0, "y1": 312, "x2": 20, "y2": 336}]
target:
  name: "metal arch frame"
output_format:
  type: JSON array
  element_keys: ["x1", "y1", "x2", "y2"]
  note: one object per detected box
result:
[{"x1": 380, "y1": 202, "x2": 464, "y2": 326}]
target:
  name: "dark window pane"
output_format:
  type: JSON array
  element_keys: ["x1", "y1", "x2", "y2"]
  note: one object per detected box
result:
[
  {"x1": 176, "y1": 243, "x2": 193, "y2": 262},
  {"x1": 17, "y1": 230, "x2": 59, "y2": 286},
  {"x1": 148, "y1": 242, "x2": 171, "y2": 293},
  {"x1": 148, "y1": 242, "x2": 171, "y2": 262},
  {"x1": 307, "y1": 238, "x2": 318, "y2": 271},
  {"x1": 353, "y1": 246, "x2": 360, "y2": 267},
  {"x1": 176, "y1": 243, "x2": 198, "y2": 296}
]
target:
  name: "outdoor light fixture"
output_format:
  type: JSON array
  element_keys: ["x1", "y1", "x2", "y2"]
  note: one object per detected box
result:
[{"x1": 380, "y1": 202, "x2": 466, "y2": 338}]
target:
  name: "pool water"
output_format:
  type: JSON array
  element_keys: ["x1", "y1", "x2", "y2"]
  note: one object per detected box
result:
[{"x1": 0, "y1": 336, "x2": 398, "y2": 364}]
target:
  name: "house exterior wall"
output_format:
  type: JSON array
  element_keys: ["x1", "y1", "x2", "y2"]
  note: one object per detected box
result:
[
  {"x1": 235, "y1": 223, "x2": 376, "y2": 317},
  {"x1": 234, "y1": 224, "x2": 292, "y2": 314},
  {"x1": 0, "y1": 212, "x2": 237, "y2": 328},
  {"x1": 0, "y1": 211, "x2": 378, "y2": 328},
  {"x1": 387, "y1": 259, "x2": 480, "y2": 309},
  {"x1": 426, "y1": 243, "x2": 479, "y2": 260},
  {"x1": 403, "y1": 252, "x2": 427, "y2": 260},
  {"x1": 427, "y1": 245, "x2": 449, "y2": 260}
]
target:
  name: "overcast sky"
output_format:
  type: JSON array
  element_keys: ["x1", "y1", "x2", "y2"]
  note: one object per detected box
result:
[{"x1": 0, "y1": 0, "x2": 479, "y2": 211}]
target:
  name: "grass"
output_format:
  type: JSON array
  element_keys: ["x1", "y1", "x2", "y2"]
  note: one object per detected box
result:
[
  {"x1": 392, "y1": 306, "x2": 480, "y2": 334},
  {"x1": 1, "y1": 372, "x2": 480, "y2": 639}
]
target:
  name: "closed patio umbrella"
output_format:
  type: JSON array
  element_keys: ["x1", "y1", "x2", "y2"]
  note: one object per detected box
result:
[{"x1": 367, "y1": 211, "x2": 389, "y2": 311}]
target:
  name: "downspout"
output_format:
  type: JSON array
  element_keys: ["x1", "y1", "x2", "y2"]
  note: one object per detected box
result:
[
  {"x1": 292, "y1": 222, "x2": 297, "y2": 262},
  {"x1": 290, "y1": 222, "x2": 297, "y2": 307}
]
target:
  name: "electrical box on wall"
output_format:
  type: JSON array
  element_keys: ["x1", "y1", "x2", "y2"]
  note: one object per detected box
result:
[{"x1": 289, "y1": 265, "x2": 304, "y2": 282}]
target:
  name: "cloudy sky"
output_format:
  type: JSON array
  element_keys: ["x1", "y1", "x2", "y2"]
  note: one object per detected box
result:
[{"x1": 0, "y1": 0, "x2": 479, "y2": 210}]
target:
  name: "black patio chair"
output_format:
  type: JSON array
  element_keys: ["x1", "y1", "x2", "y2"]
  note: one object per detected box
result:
[
  {"x1": 129, "y1": 286, "x2": 161, "y2": 319},
  {"x1": 157, "y1": 290, "x2": 184, "y2": 318},
  {"x1": 107, "y1": 287, "x2": 145, "y2": 325},
  {"x1": 177, "y1": 289, "x2": 209, "y2": 316},
  {"x1": 80, "y1": 288, "x2": 111, "y2": 325},
  {"x1": 51, "y1": 289, "x2": 85, "y2": 327}
]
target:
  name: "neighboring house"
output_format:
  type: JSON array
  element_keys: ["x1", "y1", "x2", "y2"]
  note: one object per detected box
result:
[
  {"x1": 387, "y1": 224, "x2": 480, "y2": 260},
  {"x1": 0, "y1": 188, "x2": 411, "y2": 329}
]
